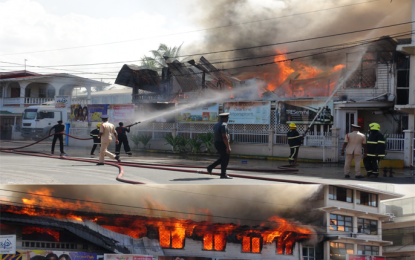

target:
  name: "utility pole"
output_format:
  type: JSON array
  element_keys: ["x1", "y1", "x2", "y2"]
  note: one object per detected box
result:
[{"x1": 24, "y1": 59, "x2": 27, "y2": 75}]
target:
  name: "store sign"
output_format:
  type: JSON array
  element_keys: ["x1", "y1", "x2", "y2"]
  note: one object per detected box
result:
[
  {"x1": 347, "y1": 255, "x2": 386, "y2": 260},
  {"x1": 224, "y1": 101, "x2": 270, "y2": 124},
  {"x1": 55, "y1": 96, "x2": 70, "y2": 109},
  {"x1": 104, "y1": 255, "x2": 152, "y2": 260},
  {"x1": 110, "y1": 104, "x2": 135, "y2": 124},
  {"x1": 275, "y1": 100, "x2": 333, "y2": 125},
  {"x1": 0, "y1": 235, "x2": 16, "y2": 254},
  {"x1": 177, "y1": 103, "x2": 219, "y2": 124},
  {"x1": 88, "y1": 104, "x2": 109, "y2": 122},
  {"x1": 1, "y1": 250, "x2": 97, "y2": 260}
]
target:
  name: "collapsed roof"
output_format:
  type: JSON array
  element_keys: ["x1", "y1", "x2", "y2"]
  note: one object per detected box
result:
[{"x1": 115, "y1": 65, "x2": 162, "y2": 93}]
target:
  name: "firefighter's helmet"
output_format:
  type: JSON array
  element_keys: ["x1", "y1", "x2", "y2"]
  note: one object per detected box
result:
[
  {"x1": 369, "y1": 122, "x2": 380, "y2": 131},
  {"x1": 289, "y1": 122, "x2": 297, "y2": 129},
  {"x1": 97, "y1": 123, "x2": 102, "y2": 128}
]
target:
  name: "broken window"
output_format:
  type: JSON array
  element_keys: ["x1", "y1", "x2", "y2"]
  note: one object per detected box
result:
[
  {"x1": 242, "y1": 236, "x2": 261, "y2": 253},
  {"x1": 203, "y1": 232, "x2": 226, "y2": 251},
  {"x1": 396, "y1": 53, "x2": 410, "y2": 105},
  {"x1": 345, "y1": 52, "x2": 378, "y2": 88}
]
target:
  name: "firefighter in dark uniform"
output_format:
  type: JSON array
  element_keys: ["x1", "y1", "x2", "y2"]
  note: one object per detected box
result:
[
  {"x1": 364, "y1": 122, "x2": 386, "y2": 177},
  {"x1": 115, "y1": 122, "x2": 132, "y2": 156},
  {"x1": 49, "y1": 120, "x2": 65, "y2": 156},
  {"x1": 287, "y1": 123, "x2": 302, "y2": 164},
  {"x1": 206, "y1": 113, "x2": 232, "y2": 179},
  {"x1": 90, "y1": 123, "x2": 101, "y2": 157}
]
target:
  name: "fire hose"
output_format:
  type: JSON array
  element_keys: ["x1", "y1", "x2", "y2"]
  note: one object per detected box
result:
[{"x1": 0, "y1": 133, "x2": 316, "y2": 184}]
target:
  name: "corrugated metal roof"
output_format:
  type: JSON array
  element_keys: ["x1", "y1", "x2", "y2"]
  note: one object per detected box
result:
[
  {"x1": 115, "y1": 65, "x2": 161, "y2": 92},
  {"x1": 165, "y1": 60, "x2": 200, "y2": 92}
]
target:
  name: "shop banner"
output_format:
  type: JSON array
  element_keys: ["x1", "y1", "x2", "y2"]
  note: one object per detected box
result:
[
  {"x1": 275, "y1": 100, "x2": 333, "y2": 125},
  {"x1": 223, "y1": 101, "x2": 270, "y2": 124},
  {"x1": 88, "y1": 104, "x2": 109, "y2": 122},
  {"x1": 70, "y1": 104, "x2": 88, "y2": 122},
  {"x1": 177, "y1": 103, "x2": 218, "y2": 124},
  {"x1": 158, "y1": 257, "x2": 212, "y2": 260},
  {"x1": 104, "y1": 255, "x2": 152, "y2": 260},
  {"x1": 109, "y1": 104, "x2": 135, "y2": 124},
  {"x1": 54, "y1": 96, "x2": 70, "y2": 109},
  {"x1": 0, "y1": 235, "x2": 16, "y2": 254},
  {"x1": 1, "y1": 250, "x2": 97, "y2": 260},
  {"x1": 347, "y1": 255, "x2": 386, "y2": 260}
]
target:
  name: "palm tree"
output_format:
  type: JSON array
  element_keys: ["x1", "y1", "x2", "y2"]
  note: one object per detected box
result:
[{"x1": 140, "y1": 43, "x2": 184, "y2": 69}]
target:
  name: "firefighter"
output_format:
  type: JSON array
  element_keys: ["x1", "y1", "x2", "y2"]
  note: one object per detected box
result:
[
  {"x1": 115, "y1": 122, "x2": 132, "y2": 156},
  {"x1": 287, "y1": 123, "x2": 302, "y2": 164},
  {"x1": 49, "y1": 120, "x2": 65, "y2": 156},
  {"x1": 90, "y1": 123, "x2": 101, "y2": 157},
  {"x1": 363, "y1": 122, "x2": 386, "y2": 177}
]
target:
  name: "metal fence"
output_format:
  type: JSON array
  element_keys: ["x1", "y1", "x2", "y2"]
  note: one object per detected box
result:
[
  {"x1": 386, "y1": 134, "x2": 404, "y2": 151},
  {"x1": 274, "y1": 133, "x2": 334, "y2": 147}
]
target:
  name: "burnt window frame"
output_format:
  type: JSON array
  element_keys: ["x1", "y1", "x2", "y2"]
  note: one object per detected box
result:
[
  {"x1": 329, "y1": 186, "x2": 353, "y2": 203},
  {"x1": 241, "y1": 235, "x2": 263, "y2": 254},
  {"x1": 330, "y1": 214, "x2": 353, "y2": 232},
  {"x1": 202, "y1": 232, "x2": 226, "y2": 252},
  {"x1": 330, "y1": 242, "x2": 354, "y2": 260},
  {"x1": 357, "y1": 218, "x2": 378, "y2": 235},
  {"x1": 356, "y1": 191, "x2": 378, "y2": 207},
  {"x1": 158, "y1": 229, "x2": 186, "y2": 249},
  {"x1": 357, "y1": 245, "x2": 379, "y2": 256}
]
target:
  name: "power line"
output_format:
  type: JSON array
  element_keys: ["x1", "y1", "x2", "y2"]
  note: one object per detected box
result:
[{"x1": 0, "y1": 0, "x2": 381, "y2": 57}]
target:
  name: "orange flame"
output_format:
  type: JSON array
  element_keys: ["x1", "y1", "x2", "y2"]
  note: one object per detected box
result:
[{"x1": 23, "y1": 227, "x2": 59, "y2": 241}]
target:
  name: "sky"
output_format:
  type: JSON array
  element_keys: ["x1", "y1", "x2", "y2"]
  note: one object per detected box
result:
[{"x1": 0, "y1": 0, "x2": 411, "y2": 84}]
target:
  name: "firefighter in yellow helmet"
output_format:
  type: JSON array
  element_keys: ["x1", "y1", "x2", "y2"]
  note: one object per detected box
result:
[
  {"x1": 90, "y1": 123, "x2": 102, "y2": 157},
  {"x1": 364, "y1": 122, "x2": 386, "y2": 177},
  {"x1": 287, "y1": 122, "x2": 302, "y2": 164}
]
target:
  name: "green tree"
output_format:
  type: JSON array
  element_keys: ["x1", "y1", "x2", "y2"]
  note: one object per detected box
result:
[{"x1": 140, "y1": 43, "x2": 184, "y2": 70}]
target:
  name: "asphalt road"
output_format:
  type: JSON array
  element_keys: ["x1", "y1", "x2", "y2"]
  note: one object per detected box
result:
[{"x1": 1, "y1": 143, "x2": 414, "y2": 184}]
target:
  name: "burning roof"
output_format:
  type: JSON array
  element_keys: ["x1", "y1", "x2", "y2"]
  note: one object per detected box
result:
[
  {"x1": 1, "y1": 188, "x2": 315, "y2": 255},
  {"x1": 115, "y1": 65, "x2": 162, "y2": 93}
]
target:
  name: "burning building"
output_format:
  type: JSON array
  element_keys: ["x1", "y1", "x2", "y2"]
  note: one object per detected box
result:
[{"x1": 0, "y1": 185, "x2": 405, "y2": 260}]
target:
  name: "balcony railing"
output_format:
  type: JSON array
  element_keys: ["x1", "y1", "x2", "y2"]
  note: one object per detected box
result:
[{"x1": 2, "y1": 97, "x2": 54, "y2": 105}]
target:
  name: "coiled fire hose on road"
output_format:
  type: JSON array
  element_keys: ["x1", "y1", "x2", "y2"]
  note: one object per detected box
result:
[{"x1": 0, "y1": 133, "x2": 315, "y2": 184}]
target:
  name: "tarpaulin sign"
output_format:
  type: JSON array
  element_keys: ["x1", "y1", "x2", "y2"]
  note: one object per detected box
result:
[
  {"x1": 346, "y1": 255, "x2": 386, "y2": 260},
  {"x1": 275, "y1": 100, "x2": 333, "y2": 125},
  {"x1": 177, "y1": 103, "x2": 219, "y2": 124},
  {"x1": 110, "y1": 104, "x2": 134, "y2": 123},
  {"x1": 224, "y1": 101, "x2": 270, "y2": 124},
  {"x1": 104, "y1": 254, "x2": 152, "y2": 260},
  {"x1": 88, "y1": 104, "x2": 109, "y2": 122},
  {"x1": 3, "y1": 250, "x2": 97, "y2": 260},
  {"x1": 55, "y1": 96, "x2": 70, "y2": 109}
]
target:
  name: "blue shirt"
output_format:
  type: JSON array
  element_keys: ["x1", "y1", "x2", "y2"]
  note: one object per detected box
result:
[{"x1": 213, "y1": 120, "x2": 229, "y2": 142}]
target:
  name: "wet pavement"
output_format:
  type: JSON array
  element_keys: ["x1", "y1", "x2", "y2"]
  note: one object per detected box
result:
[{"x1": 1, "y1": 140, "x2": 414, "y2": 184}]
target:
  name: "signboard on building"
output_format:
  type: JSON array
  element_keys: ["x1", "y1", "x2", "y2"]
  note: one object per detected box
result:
[
  {"x1": 177, "y1": 103, "x2": 219, "y2": 124},
  {"x1": 1, "y1": 250, "x2": 97, "y2": 260},
  {"x1": 158, "y1": 257, "x2": 212, "y2": 260},
  {"x1": 223, "y1": 101, "x2": 270, "y2": 124},
  {"x1": 70, "y1": 104, "x2": 88, "y2": 122},
  {"x1": 109, "y1": 104, "x2": 135, "y2": 124},
  {"x1": 88, "y1": 104, "x2": 109, "y2": 122},
  {"x1": 0, "y1": 235, "x2": 16, "y2": 254},
  {"x1": 55, "y1": 96, "x2": 70, "y2": 109},
  {"x1": 346, "y1": 255, "x2": 386, "y2": 260},
  {"x1": 104, "y1": 255, "x2": 152, "y2": 260},
  {"x1": 275, "y1": 100, "x2": 333, "y2": 125}
]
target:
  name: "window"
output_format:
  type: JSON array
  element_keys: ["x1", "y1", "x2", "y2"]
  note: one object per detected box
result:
[
  {"x1": 158, "y1": 228, "x2": 185, "y2": 249},
  {"x1": 303, "y1": 247, "x2": 315, "y2": 260},
  {"x1": 396, "y1": 53, "x2": 410, "y2": 105},
  {"x1": 356, "y1": 191, "x2": 378, "y2": 207},
  {"x1": 203, "y1": 232, "x2": 226, "y2": 251},
  {"x1": 23, "y1": 109, "x2": 38, "y2": 119},
  {"x1": 330, "y1": 242, "x2": 354, "y2": 260},
  {"x1": 37, "y1": 111, "x2": 54, "y2": 119},
  {"x1": 383, "y1": 227, "x2": 415, "y2": 246},
  {"x1": 39, "y1": 88, "x2": 46, "y2": 98},
  {"x1": 357, "y1": 218, "x2": 378, "y2": 235},
  {"x1": 329, "y1": 186, "x2": 353, "y2": 203},
  {"x1": 357, "y1": 245, "x2": 379, "y2": 255},
  {"x1": 330, "y1": 214, "x2": 353, "y2": 231},
  {"x1": 242, "y1": 236, "x2": 261, "y2": 253}
]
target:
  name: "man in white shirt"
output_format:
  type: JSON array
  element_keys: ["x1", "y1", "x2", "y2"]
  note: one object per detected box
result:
[
  {"x1": 341, "y1": 124, "x2": 367, "y2": 179},
  {"x1": 97, "y1": 115, "x2": 120, "y2": 165}
]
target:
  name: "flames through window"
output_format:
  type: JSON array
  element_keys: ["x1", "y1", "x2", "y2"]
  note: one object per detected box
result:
[
  {"x1": 159, "y1": 226, "x2": 185, "y2": 249},
  {"x1": 203, "y1": 232, "x2": 226, "y2": 251},
  {"x1": 242, "y1": 236, "x2": 262, "y2": 253}
]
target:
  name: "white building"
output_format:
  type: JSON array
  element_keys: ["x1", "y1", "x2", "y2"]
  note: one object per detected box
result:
[{"x1": 382, "y1": 197, "x2": 415, "y2": 260}]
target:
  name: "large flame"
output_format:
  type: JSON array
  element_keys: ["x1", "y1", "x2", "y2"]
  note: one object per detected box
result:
[
  {"x1": 2, "y1": 188, "x2": 313, "y2": 253},
  {"x1": 264, "y1": 48, "x2": 345, "y2": 98},
  {"x1": 23, "y1": 227, "x2": 59, "y2": 241}
]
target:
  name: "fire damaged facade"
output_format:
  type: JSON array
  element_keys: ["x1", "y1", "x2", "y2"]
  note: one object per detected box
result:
[
  {"x1": 110, "y1": 35, "x2": 413, "y2": 164},
  {"x1": 0, "y1": 185, "x2": 405, "y2": 260}
]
